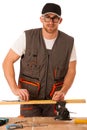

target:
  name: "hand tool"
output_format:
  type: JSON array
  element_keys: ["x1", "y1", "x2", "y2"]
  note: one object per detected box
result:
[
  {"x1": 55, "y1": 101, "x2": 71, "y2": 120},
  {"x1": 14, "y1": 120, "x2": 27, "y2": 124},
  {"x1": 6, "y1": 124, "x2": 23, "y2": 130},
  {"x1": 6, "y1": 123, "x2": 48, "y2": 130},
  {"x1": 74, "y1": 118, "x2": 87, "y2": 124},
  {"x1": 0, "y1": 118, "x2": 9, "y2": 126}
]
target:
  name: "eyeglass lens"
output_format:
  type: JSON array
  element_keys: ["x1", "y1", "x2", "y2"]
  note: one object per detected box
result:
[{"x1": 43, "y1": 15, "x2": 59, "y2": 23}]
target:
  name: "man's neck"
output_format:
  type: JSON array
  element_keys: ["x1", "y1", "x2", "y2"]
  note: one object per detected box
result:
[{"x1": 42, "y1": 28, "x2": 58, "y2": 39}]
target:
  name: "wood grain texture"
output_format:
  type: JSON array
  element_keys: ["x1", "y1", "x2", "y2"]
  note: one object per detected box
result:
[{"x1": 0, "y1": 99, "x2": 86, "y2": 105}]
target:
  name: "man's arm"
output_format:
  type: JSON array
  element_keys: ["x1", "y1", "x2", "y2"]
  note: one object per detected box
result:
[
  {"x1": 2, "y1": 49, "x2": 29, "y2": 101},
  {"x1": 52, "y1": 61, "x2": 76, "y2": 101},
  {"x1": 61, "y1": 61, "x2": 76, "y2": 94}
]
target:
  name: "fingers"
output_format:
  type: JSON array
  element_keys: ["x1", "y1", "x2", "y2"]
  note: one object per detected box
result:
[
  {"x1": 52, "y1": 91, "x2": 65, "y2": 101},
  {"x1": 17, "y1": 89, "x2": 29, "y2": 101}
]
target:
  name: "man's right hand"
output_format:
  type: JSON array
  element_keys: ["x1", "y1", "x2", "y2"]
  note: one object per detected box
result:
[{"x1": 13, "y1": 88, "x2": 29, "y2": 101}]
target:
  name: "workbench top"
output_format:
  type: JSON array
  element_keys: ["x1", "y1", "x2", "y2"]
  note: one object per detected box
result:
[{"x1": 0, "y1": 117, "x2": 87, "y2": 130}]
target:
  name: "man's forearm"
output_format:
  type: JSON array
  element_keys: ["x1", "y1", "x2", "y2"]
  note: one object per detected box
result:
[
  {"x1": 2, "y1": 61, "x2": 17, "y2": 94},
  {"x1": 61, "y1": 61, "x2": 76, "y2": 95}
]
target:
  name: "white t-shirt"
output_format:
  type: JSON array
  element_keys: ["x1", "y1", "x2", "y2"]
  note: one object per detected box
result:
[{"x1": 11, "y1": 32, "x2": 77, "y2": 61}]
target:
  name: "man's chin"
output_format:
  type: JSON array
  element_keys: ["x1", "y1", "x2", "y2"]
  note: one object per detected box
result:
[{"x1": 46, "y1": 29, "x2": 54, "y2": 33}]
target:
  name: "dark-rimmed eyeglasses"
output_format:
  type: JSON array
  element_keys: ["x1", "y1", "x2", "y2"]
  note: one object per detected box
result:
[{"x1": 42, "y1": 15, "x2": 60, "y2": 23}]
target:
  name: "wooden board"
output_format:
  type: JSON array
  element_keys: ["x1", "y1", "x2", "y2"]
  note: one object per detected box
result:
[{"x1": 0, "y1": 99, "x2": 86, "y2": 105}]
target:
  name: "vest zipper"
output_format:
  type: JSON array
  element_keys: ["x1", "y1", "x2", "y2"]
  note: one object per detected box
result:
[{"x1": 45, "y1": 53, "x2": 50, "y2": 97}]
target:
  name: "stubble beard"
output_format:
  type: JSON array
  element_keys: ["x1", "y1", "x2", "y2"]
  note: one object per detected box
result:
[{"x1": 43, "y1": 25, "x2": 57, "y2": 34}]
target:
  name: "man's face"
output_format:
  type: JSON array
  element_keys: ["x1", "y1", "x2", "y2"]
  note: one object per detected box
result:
[{"x1": 40, "y1": 13, "x2": 62, "y2": 34}]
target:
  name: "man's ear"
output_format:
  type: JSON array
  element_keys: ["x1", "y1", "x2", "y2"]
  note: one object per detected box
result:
[
  {"x1": 40, "y1": 16, "x2": 43, "y2": 23},
  {"x1": 59, "y1": 18, "x2": 63, "y2": 24}
]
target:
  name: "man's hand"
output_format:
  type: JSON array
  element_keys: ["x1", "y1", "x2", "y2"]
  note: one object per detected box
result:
[
  {"x1": 13, "y1": 88, "x2": 29, "y2": 101},
  {"x1": 52, "y1": 91, "x2": 65, "y2": 101}
]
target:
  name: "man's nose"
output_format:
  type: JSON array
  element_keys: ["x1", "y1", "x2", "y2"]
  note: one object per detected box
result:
[{"x1": 49, "y1": 18, "x2": 54, "y2": 23}]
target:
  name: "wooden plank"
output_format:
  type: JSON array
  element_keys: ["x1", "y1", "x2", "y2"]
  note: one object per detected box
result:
[
  {"x1": 0, "y1": 99, "x2": 86, "y2": 105},
  {"x1": 65, "y1": 99, "x2": 86, "y2": 103}
]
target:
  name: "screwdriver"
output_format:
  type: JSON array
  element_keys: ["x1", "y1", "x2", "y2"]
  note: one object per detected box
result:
[
  {"x1": 6, "y1": 123, "x2": 48, "y2": 129},
  {"x1": 6, "y1": 124, "x2": 23, "y2": 130}
]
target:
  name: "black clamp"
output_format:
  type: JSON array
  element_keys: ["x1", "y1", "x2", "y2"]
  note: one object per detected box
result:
[{"x1": 55, "y1": 101, "x2": 71, "y2": 120}]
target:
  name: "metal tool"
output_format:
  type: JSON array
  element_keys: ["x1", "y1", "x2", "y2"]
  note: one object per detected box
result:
[
  {"x1": 55, "y1": 101, "x2": 71, "y2": 120},
  {"x1": 14, "y1": 120, "x2": 27, "y2": 124},
  {"x1": 6, "y1": 124, "x2": 23, "y2": 130},
  {"x1": 6, "y1": 123, "x2": 48, "y2": 129},
  {"x1": 6, "y1": 120, "x2": 28, "y2": 130}
]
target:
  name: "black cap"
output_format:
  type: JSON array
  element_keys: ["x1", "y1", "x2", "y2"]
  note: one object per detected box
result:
[{"x1": 42, "y1": 3, "x2": 61, "y2": 17}]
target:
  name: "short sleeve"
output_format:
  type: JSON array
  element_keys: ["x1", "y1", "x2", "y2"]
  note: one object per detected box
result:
[
  {"x1": 70, "y1": 44, "x2": 77, "y2": 61},
  {"x1": 11, "y1": 32, "x2": 26, "y2": 56}
]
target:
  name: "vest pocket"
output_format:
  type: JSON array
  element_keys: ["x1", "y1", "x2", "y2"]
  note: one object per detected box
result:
[
  {"x1": 26, "y1": 64, "x2": 40, "y2": 80},
  {"x1": 19, "y1": 78, "x2": 40, "y2": 99},
  {"x1": 50, "y1": 82, "x2": 63, "y2": 97}
]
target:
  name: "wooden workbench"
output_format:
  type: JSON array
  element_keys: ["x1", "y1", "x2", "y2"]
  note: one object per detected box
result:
[{"x1": 1, "y1": 117, "x2": 87, "y2": 130}]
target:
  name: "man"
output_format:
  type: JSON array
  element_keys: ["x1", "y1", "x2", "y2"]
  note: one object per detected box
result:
[{"x1": 2, "y1": 3, "x2": 76, "y2": 117}]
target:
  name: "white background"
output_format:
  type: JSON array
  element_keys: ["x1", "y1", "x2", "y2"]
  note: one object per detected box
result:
[{"x1": 0, "y1": 0, "x2": 87, "y2": 117}]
